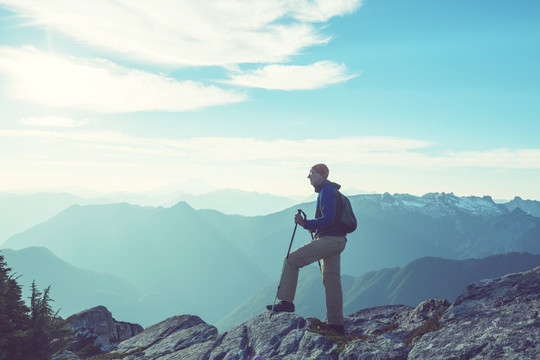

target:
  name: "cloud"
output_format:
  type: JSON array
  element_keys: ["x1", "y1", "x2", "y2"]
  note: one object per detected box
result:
[
  {"x1": 0, "y1": 0, "x2": 362, "y2": 66},
  {"x1": 0, "y1": 46, "x2": 246, "y2": 112},
  {"x1": 20, "y1": 115, "x2": 91, "y2": 127},
  {"x1": 289, "y1": 0, "x2": 363, "y2": 22},
  {"x1": 0, "y1": 129, "x2": 426, "y2": 160},
  {"x1": 442, "y1": 149, "x2": 540, "y2": 169},
  {"x1": 224, "y1": 61, "x2": 358, "y2": 90},
  {"x1": 2, "y1": 130, "x2": 539, "y2": 196},
  {"x1": 2, "y1": 128, "x2": 540, "y2": 170}
]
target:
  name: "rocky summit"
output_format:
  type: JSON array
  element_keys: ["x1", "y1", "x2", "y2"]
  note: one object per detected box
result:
[
  {"x1": 75, "y1": 266, "x2": 539, "y2": 360},
  {"x1": 66, "y1": 305, "x2": 144, "y2": 356}
]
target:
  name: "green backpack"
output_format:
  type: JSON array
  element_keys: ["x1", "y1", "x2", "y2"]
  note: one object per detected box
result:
[{"x1": 336, "y1": 191, "x2": 357, "y2": 234}]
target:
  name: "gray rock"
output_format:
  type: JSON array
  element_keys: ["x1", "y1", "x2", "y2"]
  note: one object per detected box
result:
[
  {"x1": 339, "y1": 337, "x2": 410, "y2": 360},
  {"x1": 409, "y1": 267, "x2": 540, "y2": 360},
  {"x1": 207, "y1": 312, "x2": 337, "y2": 360},
  {"x1": 106, "y1": 266, "x2": 540, "y2": 359},
  {"x1": 116, "y1": 315, "x2": 218, "y2": 359},
  {"x1": 345, "y1": 304, "x2": 413, "y2": 338},
  {"x1": 408, "y1": 298, "x2": 450, "y2": 323},
  {"x1": 67, "y1": 305, "x2": 143, "y2": 353},
  {"x1": 341, "y1": 305, "x2": 413, "y2": 360},
  {"x1": 290, "y1": 330, "x2": 337, "y2": 360}
]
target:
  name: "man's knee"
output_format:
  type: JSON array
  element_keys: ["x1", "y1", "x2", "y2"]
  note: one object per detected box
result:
[{"x1": 287, "y1": 250, "x2": 308, "y2": 269}]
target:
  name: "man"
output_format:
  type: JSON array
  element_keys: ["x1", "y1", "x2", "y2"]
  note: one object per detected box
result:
[{"x1": 266, "y1": 163, "x2": 347, "y2": 335}]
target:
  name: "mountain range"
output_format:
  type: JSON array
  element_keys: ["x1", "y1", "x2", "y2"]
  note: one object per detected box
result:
[
  {"x1": 0, "y1": 192, "x2": 88, "y2": 243},
  {"x1": 216, "y1": 252, "x2": 540, "y2": 330},
  {"x1": 2, "y1": 202, "x2": 271, "y2": 326},
  {"x1": 0, "y1": 247, "x2": 158, "y2": 325},
  {"x1": 200, "y1": 192, "x2": 540, "y2": 278},
  {"x1": 0, "y1": 188, "x2": 305, "y2": 242},
  {"x1": 2, "y1": 191, "x2": 539, "y2": 329},
  {"x1": 2, "y1": 189, "x2": 539, "y2": 243},
  {"x1": 503, "y1": 195, "x2": 540, "y2": 217},
  {"x1": 167, "y1": 188, "x2": 301, "y2": 215}
]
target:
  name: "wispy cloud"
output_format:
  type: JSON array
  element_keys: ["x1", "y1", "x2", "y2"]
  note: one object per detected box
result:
[
  {"x1": 289, "y1": 0, "x2": 363, "y2": 22},
  {"x1": 0, "y1": 46, "x2": 246, "y2": 112},
  {"x1": 0, "y1": 1, "x2": 362, "y2": 112},
  {"x1": 2, "y1": 128, "x2": 540, "y2": 170},
  {"x1": 224, "y1": 61, "x2": 358, "y2": 90},
  {"x1": 442, "y1": 149, "x2": 540, "y2": 169},
  {"x1": 2, "y1": 129, "x2": 539, "y2": 196},
  {"x1": 0, "y1": 0, "x2": 361, "y2": 66},
  {"x1": 0, "y1": 130, "x2": 424, "y2": 160},
  {"x1": 20, "y1": 115, "x2": 91, "y2": 127}
]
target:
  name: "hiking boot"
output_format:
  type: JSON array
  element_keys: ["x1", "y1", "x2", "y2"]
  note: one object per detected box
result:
[
  {"x1": 327, "y1": 324, "x2": 346, "y2": 336},
  {"x1": 266, "y1": 301, "x2": 295, "y2": 312}
]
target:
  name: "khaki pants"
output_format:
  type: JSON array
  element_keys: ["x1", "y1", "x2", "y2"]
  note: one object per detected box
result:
[{"x1": 277, "y1": 235, "x2": 347, "y2": 325}]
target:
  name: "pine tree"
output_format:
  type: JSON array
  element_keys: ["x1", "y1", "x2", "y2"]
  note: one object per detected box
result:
[
  {"x1": 0, "y1": 254, "x2": 11, "y2": 360},
  {"x1": 0, "y1": 253, "x2": 71, "y2": 360},
  {"x1": 0, "y1": 253, "x2": 30, "y2": 360},
  {"x1": 26, "y1": 281, "x2": 71, "y2": 360}
]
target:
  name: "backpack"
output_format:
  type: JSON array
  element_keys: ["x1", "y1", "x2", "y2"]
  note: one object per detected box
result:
[{"x1": 336, "y1": 191, "x2": 357, "y2": 234}]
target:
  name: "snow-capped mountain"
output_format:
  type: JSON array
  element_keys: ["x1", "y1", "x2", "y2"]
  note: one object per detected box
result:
[
  {"x1": 331, "y1": 192, "x2": 540, "y2": 274},
  {"x1": 504, "y1": 196, "x2": 540, "y2": 217},
  {"x1": 357, "y1": 192, "x2": 507, "y2": 218}
]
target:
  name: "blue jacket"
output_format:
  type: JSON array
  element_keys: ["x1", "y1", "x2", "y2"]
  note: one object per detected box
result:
[{"x1": 304, "y1": 180, "x2": 346, "y2": 238}]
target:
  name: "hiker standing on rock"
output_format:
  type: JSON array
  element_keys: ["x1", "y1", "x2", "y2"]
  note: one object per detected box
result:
[{"x1": 267, "y1": 163, "x2": 347, "y2": 335}]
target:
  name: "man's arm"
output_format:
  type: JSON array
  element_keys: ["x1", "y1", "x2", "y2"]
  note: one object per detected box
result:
[{"x1": 302, "y1": 187, "x2": 336, "y2": 230}]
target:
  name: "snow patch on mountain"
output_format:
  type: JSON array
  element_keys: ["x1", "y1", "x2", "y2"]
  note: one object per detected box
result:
[{"x1": 353, "y1": 192, "x2": 508, "y2": 219}]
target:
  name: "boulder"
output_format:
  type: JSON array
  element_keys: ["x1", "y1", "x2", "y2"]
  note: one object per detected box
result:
[
  {"x1": 205, "y1": 312, "x2": 336, "y2": 360},
  {"x1": 67, "y1": 305, "x2": 143, "y2": 354},
  {"x1": 409, "y1": 267, "x2": 540, "y2": 359},
  {"x1": 116, "y1": 315, "x2": 218, "y2": 359}
]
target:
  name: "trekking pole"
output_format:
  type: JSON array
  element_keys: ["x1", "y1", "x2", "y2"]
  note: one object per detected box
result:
[
  {"x1": 298, "y1": 210, "x2": 322, "y2": 274},
  {"x1": 270, "y1": 209, "x2": 303, "y2": 317}
]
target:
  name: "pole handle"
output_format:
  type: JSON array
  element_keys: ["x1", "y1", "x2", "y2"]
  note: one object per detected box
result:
[{"x1": 297, "y1": 209, "x2": 307, "y2": 222}]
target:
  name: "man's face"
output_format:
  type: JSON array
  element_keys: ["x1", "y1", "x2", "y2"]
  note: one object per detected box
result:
[{"x1": 308, "y1": 168, "x2": 325, "y2": 187}]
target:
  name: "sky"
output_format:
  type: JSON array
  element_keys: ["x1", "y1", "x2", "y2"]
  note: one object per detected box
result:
[{"x1": 0, "y1": 0, "x2": 539, "y2": 200}]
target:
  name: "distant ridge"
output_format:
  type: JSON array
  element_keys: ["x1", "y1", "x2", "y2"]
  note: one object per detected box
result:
[
  {"x1": 217, "y1": 252, "x2": 540, "y2": 331},
  {"x1": 0, "y1": 192, "x2": 87, "y2": 242},
  {"x1": 2, "y1": 191, "x2": 540, "y2": 329},
  {"x1": 503, "y1": 196, "x2": 540, "y2": 217},
  {"x1": 0, "y1": 188, "x2": 301, "y2": 242},
  {"x1": 167, "y1": 188, "x2": 299, "y2": 215},
  {"x1": 1, "y1": 247, "x2": 150, "y2": 324},
  {"x1": 236, "y1": 192, "x2": 540, "y2": 278},
  {"x1": 2, "y1": 202, "x2": 271, "y2": 326}
]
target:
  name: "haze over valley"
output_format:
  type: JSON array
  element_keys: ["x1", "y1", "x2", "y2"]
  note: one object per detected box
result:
[{"x1": 2, "y1": 188, "x2": 539, "y2": 330}]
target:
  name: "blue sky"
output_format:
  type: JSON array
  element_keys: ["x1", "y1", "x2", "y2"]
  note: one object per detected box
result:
[{"x1": 0, "y1": 0, "x2": 539, "y2": 199}]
